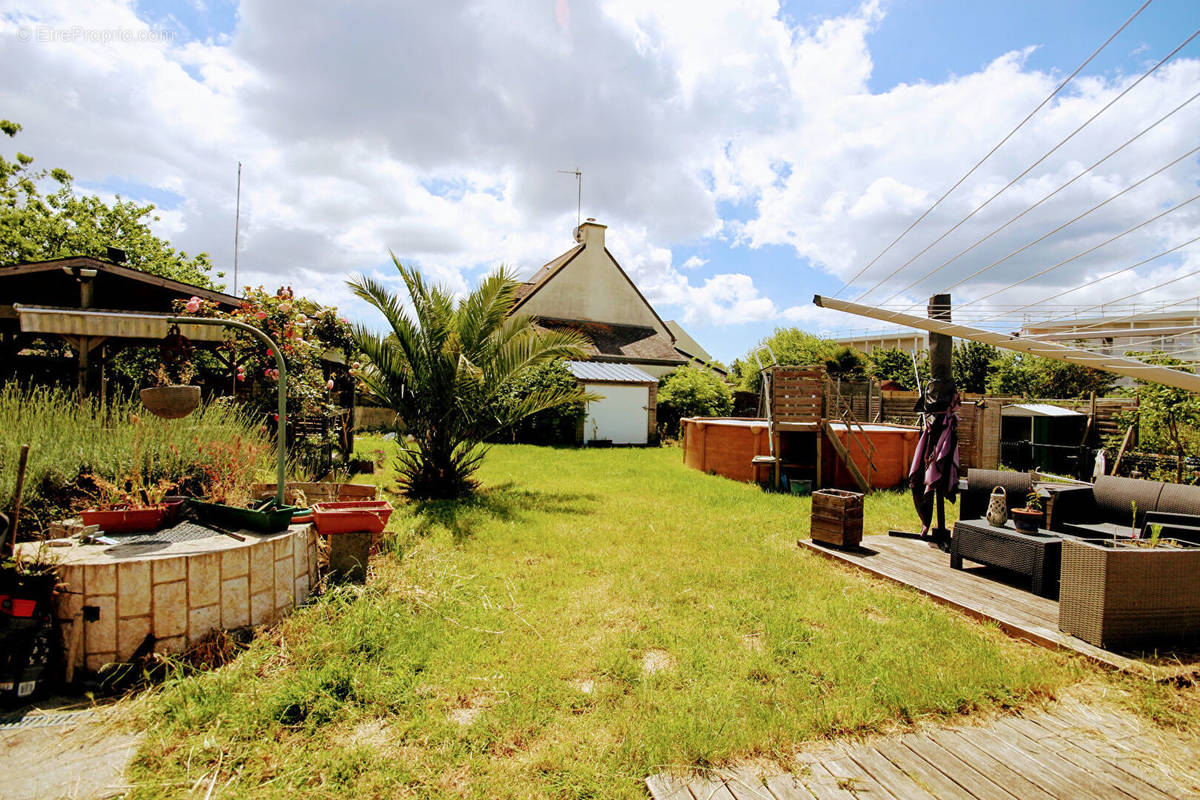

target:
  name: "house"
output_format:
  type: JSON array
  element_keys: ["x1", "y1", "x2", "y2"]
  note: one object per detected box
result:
[{"x1": 511, "y1": 219, "x2": 712, "y2": 444}]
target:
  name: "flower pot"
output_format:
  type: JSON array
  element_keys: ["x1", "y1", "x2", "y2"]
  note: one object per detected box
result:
[
  {"x1": 311, "y1": 501, "x2": 394, "y2": 535},
  {"x1": 1059, "y1": 538, "x2": 1200, "y2": 649},
  {"x1": 80, "y1": 506, "x2": 167, "y2": 533},
  {"x1": 187, "y1": 499, "x2": 297, "y2": 533},
  {"x1": 140, "y1": 385, "x2": 201, "y2": 419},
  {"x1": 1010, "y1": 507, "x2": 1043, "y2": 532}
]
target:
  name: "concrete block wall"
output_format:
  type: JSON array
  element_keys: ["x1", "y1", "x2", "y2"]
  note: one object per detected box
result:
[{"x1": 53, "y1": 526, "x2": 319, "y2": 674}]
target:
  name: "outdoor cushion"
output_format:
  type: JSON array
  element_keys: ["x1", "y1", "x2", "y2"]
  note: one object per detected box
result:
[
  {"x1": 1092, "y1": 475, "x2": 1164, "y2": 528},
  {"x1": 1156, "y1": 482, "x2": 1200, "y2": 518},
  {"x1": 960, "y1": 469, "x2": 1033, "y2": 520}
]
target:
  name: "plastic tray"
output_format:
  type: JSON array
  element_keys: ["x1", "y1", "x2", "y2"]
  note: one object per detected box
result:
[
  {"x1": 188, "y1": 499, "x2": 298, "y2": 533},
  {"x1": 311, "y1": 500, "x2": 394, "y2": 534},
  {"x1": 80, "y1": 506, "x2": 166, "y2": 533}
]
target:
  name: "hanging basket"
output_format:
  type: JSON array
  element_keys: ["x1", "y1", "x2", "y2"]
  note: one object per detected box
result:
[{"x1": 140, "y1": 385, "x2": 201, "y2": 419}]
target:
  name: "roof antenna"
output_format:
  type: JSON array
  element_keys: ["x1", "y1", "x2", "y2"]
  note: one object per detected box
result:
[
  {"x1": 557, "y1": 167, "x2": 582, "y2": 228},
  {"x1": 233, "y1": 161, "x2": 242, "y2": 296}
]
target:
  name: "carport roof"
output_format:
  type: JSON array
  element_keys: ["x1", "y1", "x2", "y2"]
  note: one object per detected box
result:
[{"x1": 565, "y1": 360, "x2": 657, "y2": 383}]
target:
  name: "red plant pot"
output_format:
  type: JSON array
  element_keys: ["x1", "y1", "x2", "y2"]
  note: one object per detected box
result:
[
  {"x1": 311, "y1": 501, "x2": 394, "y2": 534},
  {"x1": 80, "y1": 506, "x2": 167, "y2": 534}
]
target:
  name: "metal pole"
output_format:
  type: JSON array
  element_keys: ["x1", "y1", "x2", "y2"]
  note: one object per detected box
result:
[
  {"x1": 166, "y1": 315, "x2": 287, "y2": 506},
  {"x1": 233, "y1": 161, "x2": 242, "y2": 297}
]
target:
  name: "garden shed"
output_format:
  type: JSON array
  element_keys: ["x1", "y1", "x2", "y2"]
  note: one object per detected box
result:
[
  {"x1": 1000, "y1": 402, "x2": 1087, "y2": 474},
  {"x1": 565, "y1": 360, "x2": 657, "y2": 446}
]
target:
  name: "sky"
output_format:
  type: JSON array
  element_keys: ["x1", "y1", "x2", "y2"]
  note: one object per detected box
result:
[{"x1": 1, "y1": 0, "x2": 1198, "y2": 365}]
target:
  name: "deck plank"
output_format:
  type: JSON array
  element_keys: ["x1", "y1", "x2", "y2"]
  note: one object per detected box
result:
[
  {"x1": 797, "y1": 536, "x2": 1179, "y2": 675},
  {"x1": 846, "y1": 745, "x2": 940, "y2": 800},
  {"x1": 873, "y1": 737, "x2": 987, "y2": 799},
  {"x1": 967, "y1": 724, "x2": 1127, "y2": 800},
  {"x1": 898, "y1": 733, "x2": 1021, "y2": 800},
  {"x1": 647, "y1": 774, "x2": 699, "y2": 800},
  {"x1": 763, "y1": 772, "x2": 819, "y2": 800},
  {"x1": 925, "y1": 728, "x2": 1057, "y2": 800}
]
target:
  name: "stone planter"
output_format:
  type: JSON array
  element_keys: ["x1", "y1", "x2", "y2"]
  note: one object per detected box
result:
[
  {"x1": 1058, "y1": 538, "x2": 1200, "y2": 649},
  {"x1": 140, "y1": 385, "x2": 200, "y2": 419}
]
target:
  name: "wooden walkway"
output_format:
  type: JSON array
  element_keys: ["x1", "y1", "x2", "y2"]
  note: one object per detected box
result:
[
  {"x1": 646, "y1": 698, "x2": 1197, "y2": 799},
  {"x1": 799, "y1": 535, "x2": 1200, "y2": 680}
]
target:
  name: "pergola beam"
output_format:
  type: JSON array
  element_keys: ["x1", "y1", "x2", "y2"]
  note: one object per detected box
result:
[{"x1": 813, "y1": 295, "x2": 1200, "y2": 393}]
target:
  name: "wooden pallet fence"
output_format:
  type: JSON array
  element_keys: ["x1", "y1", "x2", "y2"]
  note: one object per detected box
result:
[{"x1": 810, "y1": 488, "x2": 863, "y2": 548}]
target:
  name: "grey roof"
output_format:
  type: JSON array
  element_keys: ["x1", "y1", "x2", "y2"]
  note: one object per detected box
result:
[
  {"x1": 1001, "y1": 403, "x2": 1084, "y2": 418},
  {"x1": 565, "y1": 360, "x2": 657, "y2": 383}
]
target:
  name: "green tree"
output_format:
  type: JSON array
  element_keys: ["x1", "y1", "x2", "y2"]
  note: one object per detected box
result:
[
  {"x1": 347, "y1": 258, "x2": 593, "y2": 499},
  {"x1": 952, "y1": 340, "x2": 999, "y2": 394},
  {"x1": 824, "y1": 345, "x2": 868, "y2": 380},
  {"x1": 868, "y1": 347, "x2": 928, "y2": 391},
  {"x1": 985, "y1": 351, "x2": 1118, "y2": 398},
  {"x1": 1121, "y1": 353, "x2": 1200, "y2": 483},
  {"x1": 656, "y1": 363, "x2": 733, "y2": 437},
  {"x1": 731, "y1": 328, "x2": 840, "y2": 392},
  {"x1": 0, "y1": 120, "x2": 215, "y2": 285},
  {"x1": 486, "y1": 361, "x2": 586, "y2": 445}
]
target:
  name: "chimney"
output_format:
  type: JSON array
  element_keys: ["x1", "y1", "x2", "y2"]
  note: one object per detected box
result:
[{"x1": 573, "y1": 217, "x2": 606, "y2": 248}]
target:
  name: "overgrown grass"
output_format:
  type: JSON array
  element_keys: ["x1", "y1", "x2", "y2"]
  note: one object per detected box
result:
[
  {"x1": 127, "y1": 443, "x2": 1077, "y2": 799},
  {"x1": 0, "y1": 383, "x2": 274, "y2": 531}
]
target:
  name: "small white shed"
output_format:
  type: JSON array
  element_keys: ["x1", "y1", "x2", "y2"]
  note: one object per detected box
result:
[{"x1": 565, "y1": 361, "x2": 657, "y2": 445}]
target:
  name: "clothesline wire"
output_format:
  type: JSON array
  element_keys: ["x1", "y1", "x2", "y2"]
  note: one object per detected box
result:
[
  {"x1": 948, "y1": 192, "x2": 1200, "y2": 312},
  {"x1": 830, "y1": 0, "x2": 1154, "y2": 299},
  {"x1": 873, "y1": 88, "x2": 1200, "y2": 308}
]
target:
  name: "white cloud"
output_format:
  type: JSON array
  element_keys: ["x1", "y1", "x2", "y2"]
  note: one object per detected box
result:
[{"x1": 0, "y1": 0, "x2": 1196, "y2": 346}]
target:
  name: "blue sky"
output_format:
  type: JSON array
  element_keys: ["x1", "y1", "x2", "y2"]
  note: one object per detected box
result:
[{"x1": 3, "y1": 0, "x2": 1198, "y2": 365}]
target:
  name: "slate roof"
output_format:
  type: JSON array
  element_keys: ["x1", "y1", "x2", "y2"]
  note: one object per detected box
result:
[{"x1": 535, "y1": 318, "x2": 685, "y2": 363}]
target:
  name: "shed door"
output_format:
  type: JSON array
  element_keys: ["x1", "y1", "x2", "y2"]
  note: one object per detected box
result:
[{"x1": 583, "y1": 382, "x2": 649, "y2": 445}]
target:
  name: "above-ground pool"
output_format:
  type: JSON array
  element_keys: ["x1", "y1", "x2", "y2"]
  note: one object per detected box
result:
[{"x1": 680, "y1": 416, "x2": 920, "y2": 489}]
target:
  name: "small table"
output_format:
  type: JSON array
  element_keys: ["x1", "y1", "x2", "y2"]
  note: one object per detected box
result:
[{"x1": 951, "y1": 519, "x2": 1066, "y2": 598}]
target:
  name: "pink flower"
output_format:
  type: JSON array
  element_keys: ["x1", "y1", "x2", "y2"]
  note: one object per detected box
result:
[
  {"x1": 255, "y1": 310, "x2": 267, "y2": 320},
  {"x1": 326, "y1": 379, "x2": 335, "y2": 390},
  {"x1": 184, "y1": 296, "x2": 202, "y2": 313},
  {"x1": 266, "y1": 348, "x2": 273, "y2": 357},
  {"x1": 279, "y1": 302, "x2": 292, "y2": 313},
  {"x1": 272, "y1": 413, "x2": 279, "y2": 421},
  {"x1": 264, "y1": 368, "x2": 272, "y2": 377},
  {"x1": 339, "y1": 317, "x2": 348, "y2": 324},
  {"x1": 237, "y1": 373, "x2": 245, "y2": 382},
  {"x1": 352, "y1": 361, "x2": 361, "y2": 370}
]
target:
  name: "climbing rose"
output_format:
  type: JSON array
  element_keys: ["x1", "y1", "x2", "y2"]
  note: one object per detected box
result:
[
  {"x1": 254, "y1": 310, "x2": 267, "y2": 320},
  {"x1": 184, "y1": 296, "x2": 202, "y2": 313},
  {"x1": 326, "y1": 379, "x2": 334, "y2": 390}
]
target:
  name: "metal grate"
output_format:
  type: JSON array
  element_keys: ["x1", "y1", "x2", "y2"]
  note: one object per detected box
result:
[
  {"x1": 107, "y1": 521, "x2": 221, "y2": 546},
  {"x1": 0, "y1": 709, "x2": 99, "y2": 730}
]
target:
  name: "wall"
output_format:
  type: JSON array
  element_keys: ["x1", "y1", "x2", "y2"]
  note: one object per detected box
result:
[{"x1": 518, "y1": 222, "x2": 669, "y2": 335}]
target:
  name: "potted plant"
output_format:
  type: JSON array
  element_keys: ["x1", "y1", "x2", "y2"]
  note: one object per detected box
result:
[
  {"x1": 1010, "y1": 489, "x2": 1045, "y2": 532},
  {"x1": 1, "y1": 549, "x2": 60, "y2": 704},
  {"x1": 141, "y1": 324, "x2": 200, "y2": 419},
  {"x1": 79, "y1": 473, "x2": 177, "y2": 534},
  {"x1": 1059, "y1": 528, "x2": 1200, "y2": 649},
  {"x1": 187, "y1": 436, "x2": 297, "y2": 533}
]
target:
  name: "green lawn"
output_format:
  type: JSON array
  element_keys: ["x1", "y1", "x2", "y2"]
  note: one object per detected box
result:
[{"x1": 127, "y1": 443, "x2": 1080, "y2": 799}]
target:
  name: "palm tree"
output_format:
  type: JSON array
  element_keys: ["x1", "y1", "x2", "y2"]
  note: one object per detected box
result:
[{"x1": 347, "y1": 257, "x2": 594, "y2": 499}]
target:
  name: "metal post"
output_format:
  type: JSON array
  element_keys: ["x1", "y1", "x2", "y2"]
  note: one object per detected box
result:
[{"x1": 167, "y1": 315, "x2": 287, "y2": 506}]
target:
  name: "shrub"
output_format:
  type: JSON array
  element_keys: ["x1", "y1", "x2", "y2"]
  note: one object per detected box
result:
[
  {"x1": 487, "y1": 361, "x2": 586, "y2": 445},
  {"x1": 657, "y1": 364, "x2": 733, "y2": 437},
  {"x1": 0, "y1": 383, "x2": 274, "y2": 533}
]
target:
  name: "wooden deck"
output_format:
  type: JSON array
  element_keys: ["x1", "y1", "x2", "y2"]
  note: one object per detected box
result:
[
  {"x1": 799, "y1": 535, "x2": 1200, "y2": 680},
  {"x1": 646, "y1": 696, "x2": 1197, "y2": 799}
]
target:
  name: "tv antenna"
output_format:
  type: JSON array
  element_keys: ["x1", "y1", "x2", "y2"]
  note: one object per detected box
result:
[
  {"x1": 557, "y1": 167, "x2": 582, "y2": 227},
  {"x1": 233, "y1": 161, "x2": 242, "y2": 296}
]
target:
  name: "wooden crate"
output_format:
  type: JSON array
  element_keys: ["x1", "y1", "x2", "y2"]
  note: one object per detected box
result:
[{"x1": 811, "y1": 488, "x2": 864, "y2": 549}]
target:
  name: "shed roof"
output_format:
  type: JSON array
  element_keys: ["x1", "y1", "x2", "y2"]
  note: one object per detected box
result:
[
  {"x1": 565, "y1": 360, "x2": 657, "y2": 383},
  {"x1": 1001, "y1": 403, "x2": 1085, "y2": 418}
]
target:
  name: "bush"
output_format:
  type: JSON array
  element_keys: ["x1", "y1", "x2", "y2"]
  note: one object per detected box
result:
[
  {"x1": 657, "y1": 364, "x2": 733, "y2": 437},
  {"x1": 0, "y1": 383, "x2": 274, "y2": 533},
  {"x1": 486, "y1": 361, "x2": 586, "y2": 446}
]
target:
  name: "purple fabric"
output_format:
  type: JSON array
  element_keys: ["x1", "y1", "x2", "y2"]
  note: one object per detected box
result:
[{"x1": 908, "y1": 397, "x2": 961, "y2": 529}]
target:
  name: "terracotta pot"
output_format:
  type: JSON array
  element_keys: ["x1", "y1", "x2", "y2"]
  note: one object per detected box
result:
[{"x1": 140, "y1": 385, "x2": 201, "y2": 419}]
